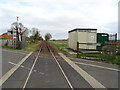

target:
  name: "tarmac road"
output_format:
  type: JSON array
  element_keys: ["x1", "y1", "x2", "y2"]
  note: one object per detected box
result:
[
  {"x1": 69, "y1": 57, "x2": 120, "y2": 88},
  {"x1": 2, "y1": 49, "x2": 30, "y2": 76},
  {"x1": 1, "y1": 47, "x2": 120, "y2": 89}
]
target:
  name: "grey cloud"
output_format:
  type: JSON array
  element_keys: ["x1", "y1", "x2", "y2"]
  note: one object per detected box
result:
[
  {"x1": 103, "y1": 22, "x2": 118, "y2": 33},
  {"x1": 0, "y1": 0, "x2": 119, "y2": 39}
]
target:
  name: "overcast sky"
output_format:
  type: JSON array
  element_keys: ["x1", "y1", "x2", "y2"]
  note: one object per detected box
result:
[{"x1": 0, "y1": 0, "x2": 119, "y2": 39}]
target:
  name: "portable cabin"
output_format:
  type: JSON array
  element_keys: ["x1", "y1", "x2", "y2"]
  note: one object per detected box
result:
[{"x1": 68, "y1": 28, "x2": 97, "y2": 50}]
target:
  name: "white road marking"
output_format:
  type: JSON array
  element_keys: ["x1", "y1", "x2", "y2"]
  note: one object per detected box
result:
[
  {"x1": 48, "y1": 47, "x2": 73, "y2": 90},
  {"x1": 8, "y1": 61, "x2": 25, "y2": 68},
  {"x1": 2, "y1": 49, "x2": 28, "y2": 55},
  {"x1": 8, "y1": 61, "x2": 43, "y2": 74},
  {"x1": 23, "y1": 47, "x2": 41, "y2": 89},
  {"x1": 39, "y1": 72, "x2": 44, "y2": 75},
  {"x1": 74, "y1": 62, "x2": 120, "y2": 72},
  {"x1": 33, "y1": 70, "x2": 37, "y2": 72},
  {"x1": 8, "y1": 62, "x2": 30, "y2": 71},
  {"x1": 59, "y1": 53, "x2": 106, "y2": 88},
  {"x1": 0, "y1": 52, "x2": 33, "y2": 86}
]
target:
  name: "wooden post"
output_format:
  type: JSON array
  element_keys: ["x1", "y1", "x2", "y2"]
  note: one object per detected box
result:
[
  {"x1": 77, "y1": 42, "x2": 79, "y2": 58},
  {"x1": 114, "y1": 33, "x2": 117, "y2": 55},
  {"x1": 115, "y1": 33, "x2": 117, "y2": 42}
]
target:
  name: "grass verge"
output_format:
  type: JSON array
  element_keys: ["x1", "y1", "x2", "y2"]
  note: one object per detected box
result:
[
  {"x1": 78, "y1": 53, "x2": 120, "y2": 65},
  {"x1": 1, "y1": 46, "x2": 21, "y2": 50},
  {"x1": 49, "y1": 40, "x2": 67, "y2": 52},
  {"x1": 1, "y1": 42, "x2": 39, "y2": 52},
  {"x1": 49, "y1": 40, "x2": 120, "y2": 65},
  {"x1": 23, "y1": 43, "x2": 39, "y2": 51}
]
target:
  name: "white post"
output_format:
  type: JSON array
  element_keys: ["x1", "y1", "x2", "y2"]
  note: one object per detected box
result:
[{"x1": 17, "y1": 16, "x2": 21, "y2": 42}]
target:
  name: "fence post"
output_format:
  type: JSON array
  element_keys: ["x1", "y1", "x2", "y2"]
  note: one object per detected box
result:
[
  {"x1": 115, "y1": 33, "x2": 117, "y2": 42},
  {"x1": 77, "y1": 42, "x2": 79, "y2": 58},
  {"x1": 114, "y1": 33, "x2": 117, "y2": 55}
]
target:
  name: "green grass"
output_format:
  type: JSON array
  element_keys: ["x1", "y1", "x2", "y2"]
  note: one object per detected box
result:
[
  {"x1": 1, "y1": 46, "x2": 21, "y2": 50},
  {"x1": 77, "y1": 53, "x2": 120, "y2": 65},
  {"x1": 49, "y1": 40, "x2": 77, "y2": 58},
  {"x1": 1, "y1": 43, "x2": 39, "y2": 52},
  {"x1": 49, "y1": 40, "x2": 120, "y2": 65},
  {"x1": 0, "y1": 38, "x2": 7, "y2": 39},
  {"x1": 114, "y1": 55, "x2": 120, "y2": 65},
  {"x1": 49, "y1": 40, "x2": 67, "y2": 52},
  {"x1": 23, "y1": 43, "x2": 39, "y2": 51}
]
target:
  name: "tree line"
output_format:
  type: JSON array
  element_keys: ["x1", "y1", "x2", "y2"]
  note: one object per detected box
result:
[
  {"x1": 27, "y1": 27, "x2": 52, "y2": 44},
  {"x1": 9, "y1": 22, "x2": 52, "y2": 44}
]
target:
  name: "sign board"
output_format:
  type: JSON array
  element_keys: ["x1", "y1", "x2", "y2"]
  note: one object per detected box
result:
[{"x1": 97, "y1": 43, "x2": 101, "y2": 46}]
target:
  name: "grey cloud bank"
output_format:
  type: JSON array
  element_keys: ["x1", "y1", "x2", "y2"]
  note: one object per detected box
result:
[{"x1": 0, "y1": 0, "x2": 119, "y2": 39}]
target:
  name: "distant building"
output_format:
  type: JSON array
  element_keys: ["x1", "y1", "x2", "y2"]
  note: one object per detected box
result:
[
  {"x1": 0, "y1": 33, "x2": 12, "y2": 40},
  {"x1": 68, "y1": 28, "x2": 97, "y2": 50},
  {"x1": 0, "y1": 33, "x2": 13, "y2": 46}
]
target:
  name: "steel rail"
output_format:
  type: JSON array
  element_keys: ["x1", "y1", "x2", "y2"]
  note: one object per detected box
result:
[
  {"x1": 47, "y1": 45, "x2": 74, "y2": 90},
  {"x1": 22, "y1": 45, "x2": 42, "y2": 89}
]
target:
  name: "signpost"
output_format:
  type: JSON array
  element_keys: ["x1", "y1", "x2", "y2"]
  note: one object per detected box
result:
[
  {"x1": 8, "y1": 16, "x2": 27, "y2": 49},
  {"x1": 17, "y1": 16, "x2": 21, "y2": 42}
]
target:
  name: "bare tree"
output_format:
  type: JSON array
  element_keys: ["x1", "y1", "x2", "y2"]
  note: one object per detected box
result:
[
  {"x1": 44, "y1": 33, "x2": 52, "y2": 41},
  {"x1": 31, "y1": 27, "x2": 39, "y2": 36},
  {"x1": 29, "y1": 27, "x2": 43, "y2": 43}
]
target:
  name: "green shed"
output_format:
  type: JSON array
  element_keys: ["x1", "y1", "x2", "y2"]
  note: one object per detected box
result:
[{"x1": 97, "y1": 33, "x2": 109, "y2": 50}]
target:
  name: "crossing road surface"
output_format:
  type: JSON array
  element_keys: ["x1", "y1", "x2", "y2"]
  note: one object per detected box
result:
[
  {"x1": 2, "y1": 49, "x2": 30, "y2": 76},
  {"x1": 1, "y1": 42, "x2": 120, "y2": 89}
]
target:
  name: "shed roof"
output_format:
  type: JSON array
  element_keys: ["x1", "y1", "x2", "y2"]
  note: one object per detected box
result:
[
  {"x1": 68, "y1": 28, "x2": 97, "y2": 33},
  {"x1": 97, "y1": 33, "x2": 109, "y2": 35},
  {"x1": 0, "y1": 33, "x2": 12, "y2": 40}
]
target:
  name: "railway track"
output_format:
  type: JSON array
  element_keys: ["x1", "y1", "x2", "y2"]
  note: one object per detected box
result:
[
  {"x1": 22, "y1": 41, "x2": 73, "y2": 89},
  {"x1": 2, "y1": 41, "x2": 119, "y2": 89}
]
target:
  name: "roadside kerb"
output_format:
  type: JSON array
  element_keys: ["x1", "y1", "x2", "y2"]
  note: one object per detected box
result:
[{"x1": 59, "y1": 53, "x2": 106, "y2": 88}]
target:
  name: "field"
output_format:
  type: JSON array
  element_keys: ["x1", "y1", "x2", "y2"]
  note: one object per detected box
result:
[{"x1": 49, "y1": 40, "x2": 68, "y2": 52}]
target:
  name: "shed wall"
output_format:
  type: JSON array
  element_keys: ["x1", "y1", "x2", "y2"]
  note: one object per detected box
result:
[
  {"x1": 78, "y1": 31, "x2": 96, "y2": 49},
  {"x1": 68, "y1": 31, "x2": 77, "y2": 50},
  {"x1": 78, "y1": 32, "x2": 88, "y2": 49},
  {"x1": 88, "y1": 32, "x2": 96, "y2": 49}
]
